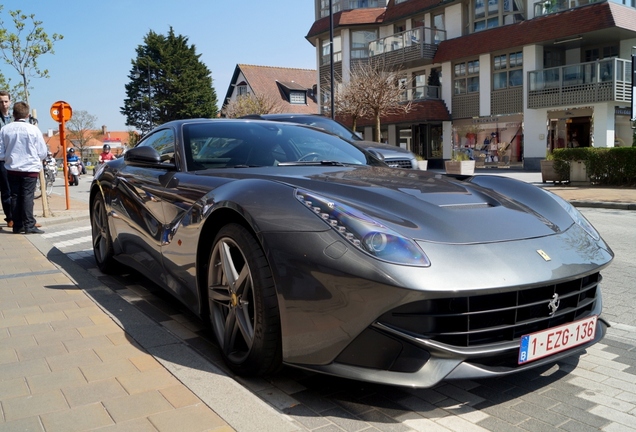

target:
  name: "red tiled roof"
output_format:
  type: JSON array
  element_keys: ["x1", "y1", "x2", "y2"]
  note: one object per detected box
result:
[
  {"x1": 229, "y1": 64, "x2": 319, "y2": 114},
  {"x1": 383, "y1": 0, "x2": 442, "y2": 22},
  {"x1": 45, "y1": 130, "x2": 132, "y2": 157},
  {"x1": 306, "y1": 8, "x2": 386, "y2": 40},
  {"x1": 434, "y1": 2, "x2": 631, "y2": 62}
]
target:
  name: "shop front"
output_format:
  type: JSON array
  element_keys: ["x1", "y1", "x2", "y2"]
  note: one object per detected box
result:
[
  {"x1": 547, "y1": 107, "x2": 593, "y2": 152},
  {"x1": 452, "y1": 114, "x2": 524, "y2": 168}
]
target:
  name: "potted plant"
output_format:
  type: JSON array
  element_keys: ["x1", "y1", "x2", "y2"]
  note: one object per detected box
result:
[
  {"x1": 540, "y1": 150, "x2": 562, "y2": 183},
  {"x1": 445, "y1": 150, "x2": 475, "y2": 175},
  {"x1": 416, "y1": 154, "x2": 428, "y2": 170}
]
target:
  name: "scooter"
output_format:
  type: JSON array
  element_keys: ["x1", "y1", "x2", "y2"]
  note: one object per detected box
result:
[{"x1": 67, "y1": 161, "x2": 81, "y2": 186}]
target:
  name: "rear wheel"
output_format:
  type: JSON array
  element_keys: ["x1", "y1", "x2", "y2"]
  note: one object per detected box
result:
[
  {"x1": 207, "y1": 224, "x2": 281, "y2": 376},
  {"x1": 91, "y1": 196, "x2": 120, "y2": 273}
]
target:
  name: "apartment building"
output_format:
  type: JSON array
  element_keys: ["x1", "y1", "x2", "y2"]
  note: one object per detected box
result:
[{"x1": 307, "y1": 0, "x2": 636, "y2": 169}]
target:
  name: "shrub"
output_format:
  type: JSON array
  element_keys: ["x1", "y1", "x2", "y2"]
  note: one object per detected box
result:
[{"x1": 551, "y1": 147, "x2": 636, "y2": 186}]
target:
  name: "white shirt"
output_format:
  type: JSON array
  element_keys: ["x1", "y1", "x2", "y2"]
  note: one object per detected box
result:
[{"x1": 0, "y1": 119, "x2": 48, "y2": 172}]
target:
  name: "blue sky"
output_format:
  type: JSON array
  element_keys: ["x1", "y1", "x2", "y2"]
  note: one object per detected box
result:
[{"x1": 0, "y1": 0, "x2": 317, "y2": 133}]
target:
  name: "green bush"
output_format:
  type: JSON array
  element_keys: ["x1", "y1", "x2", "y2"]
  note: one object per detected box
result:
[{"x1": 551, "y1": 147, "x2": 636, "y2": 186}]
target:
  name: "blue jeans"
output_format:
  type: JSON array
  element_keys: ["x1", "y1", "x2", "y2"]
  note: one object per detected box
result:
[
  {"x1": 8, "y1": 174, "x2": 37, "y2": 232},
  {"x1": 0, "y1": 161, "x2": 11, "y2": 222}
]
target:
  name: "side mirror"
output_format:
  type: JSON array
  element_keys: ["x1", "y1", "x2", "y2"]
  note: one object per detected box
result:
[{"x1": 124, "y1": 146, "x2": 176, "y2": 170}]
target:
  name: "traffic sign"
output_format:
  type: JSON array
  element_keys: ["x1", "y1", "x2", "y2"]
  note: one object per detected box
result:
[{"x1": 50, "y1": 101, "x2": 72, "y2": 122}]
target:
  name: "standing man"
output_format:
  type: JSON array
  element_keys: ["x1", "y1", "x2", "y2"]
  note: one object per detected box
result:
[
  {"x1": 0, "y1": 101, "x2": 48, "y2": 234},
  {"x1": 0, "y1": 90, "x2": 13, "y2": 229}
]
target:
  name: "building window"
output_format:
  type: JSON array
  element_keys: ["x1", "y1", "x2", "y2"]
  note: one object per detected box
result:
[
  {"x1": 237, "y1": 84, "x2": 248, "y2": 96},
  {"x1": 351, "y1": 30, "x2": 377, "y2": 59},
  {"x1": 320, "y1": 0, "x2": 342, "y2": 17},
  {"x1": 473, "y1": 0, "x2": 524, "y2": 32},
  {"x1": 493, "y1": 51, "x2": 523, "y2": 90},
  {"x1": 290, "y1": 91, "x2": 307, "y2": 104},
  {"x1": 454, "y1": 60, "x2": 479, "y2": 94},
  {"x1": 321, "y1": 36, "x2": 342, "y2": 65},
  {"x1": 396, "y1": 0, "x2": 408, "y2": 3}
]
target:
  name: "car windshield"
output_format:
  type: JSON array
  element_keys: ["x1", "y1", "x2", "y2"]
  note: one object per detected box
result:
[{"x1": 184, "y1": 120, "x2": 380, "y2": 171}]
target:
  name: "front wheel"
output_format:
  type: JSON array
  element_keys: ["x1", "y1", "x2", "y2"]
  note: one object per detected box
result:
[
  {"x1": 207, "y1": 224, "x2": 281, "y2": 376},
  {"x1": 91, "y1": 195, "x2": 120, "y2": 274},
  {"x1": 71, "y1": 174, "x2": 79, "y2": 186}
]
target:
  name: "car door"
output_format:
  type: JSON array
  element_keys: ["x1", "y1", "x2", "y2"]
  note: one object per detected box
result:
[{"x1": 109, "y1": 127, "x2": 175, "y2": 279}]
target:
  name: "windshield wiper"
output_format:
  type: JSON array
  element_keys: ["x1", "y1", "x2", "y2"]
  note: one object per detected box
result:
[{"x1": 277, "y1": 160, "x2": 346, "y2": 167}]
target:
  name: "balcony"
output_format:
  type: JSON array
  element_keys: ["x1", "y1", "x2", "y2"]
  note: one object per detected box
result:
[
  {"x1": 401, "y1": 85, "x2": 440, "y2": 101},
  {"x1": 533, "y1": 0, "x2": 600, "y2": 16},
  {"x1": 528, "y1": 58, "x2": 631, "y2": 109},
  {"x1": 368, "y1": 27, "x2": 445, "y2": 69}
]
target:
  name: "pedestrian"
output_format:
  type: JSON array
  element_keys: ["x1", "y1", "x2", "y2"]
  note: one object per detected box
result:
[
  {"x1": 0, "y1": 101, "x2": 48, "y2": 234},
  {"x1": 0, "y1": 90, "x2": 13, "y2": 229}
]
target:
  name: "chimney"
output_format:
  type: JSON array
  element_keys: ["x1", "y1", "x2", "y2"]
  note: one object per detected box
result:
[
  {"x1": 47, "y1": 129, "x2": 54, "y2": 137},
  {"x1": 102, "y1": 125, "x2": 107, "y2": 135}
]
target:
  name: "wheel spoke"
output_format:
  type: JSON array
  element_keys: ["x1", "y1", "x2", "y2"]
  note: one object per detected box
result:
[{"x1": 222, "y1": 307, "x2": 238, "y2": 355}]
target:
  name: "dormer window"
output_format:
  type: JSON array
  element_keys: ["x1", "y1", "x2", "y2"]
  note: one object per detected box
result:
[{"x1": 290, "y1": 91, "x2": 307, "y2": 104}]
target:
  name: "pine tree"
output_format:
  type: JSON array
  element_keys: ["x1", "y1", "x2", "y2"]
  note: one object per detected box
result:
[{"x1": 121, "y1": 27, "x2": 218, "y2": 132}]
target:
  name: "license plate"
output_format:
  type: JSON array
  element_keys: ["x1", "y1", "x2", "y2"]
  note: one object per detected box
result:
[{"x1": 518, "y1": 316, "x2": 597, "y2": 364}]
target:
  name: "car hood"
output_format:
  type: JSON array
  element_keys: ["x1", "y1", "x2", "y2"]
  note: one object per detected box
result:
[{"x1": 208, "y1": 166, "x2": 578, "y2": 244}]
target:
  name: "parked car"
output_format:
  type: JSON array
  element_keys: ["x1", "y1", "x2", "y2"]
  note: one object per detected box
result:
[
  {"x1": 242, "y1": 113, "x2": 420, "y2": 169},
  {"x1": 90, "y1": 118, "x2": 613, "y2": 388}
]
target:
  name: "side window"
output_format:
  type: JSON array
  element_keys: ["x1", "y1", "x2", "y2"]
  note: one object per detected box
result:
[{"x1": 138, "y1": 129, "x2": 175, "y2": 163}]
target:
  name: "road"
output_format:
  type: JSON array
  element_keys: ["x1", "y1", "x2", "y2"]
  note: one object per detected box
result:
[{"x1": 38, "y1": 193, "x2": 636, "y2": 431}]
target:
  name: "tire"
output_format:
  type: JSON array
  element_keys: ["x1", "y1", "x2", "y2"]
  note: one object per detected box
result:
[
  {"x1": 207, "y1": 224, "x2": 281, "y2": 376},
  {"x1": 45, "y1": 173, "x2": 54, "y2": 196},
  {"x1": 91, "y1": 195, "x2": 119, "y2": 273},
  {"x1": 72, "y1": 174, "x2": 79, "y2": 186}
]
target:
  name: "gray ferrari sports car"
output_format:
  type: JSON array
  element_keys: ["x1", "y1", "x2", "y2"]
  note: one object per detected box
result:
[{"x1": 90, "y1": 118, "x2": 613, "y2": 388}]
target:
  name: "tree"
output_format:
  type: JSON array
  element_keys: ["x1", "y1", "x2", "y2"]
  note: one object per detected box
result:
[
  {"x1": 0, "y1": 6, "x2": 63, "y2": 106},
  {"x1": 66, "y1": 110, "x2": 99, "y2": 159},
  {"x1": 333, "y1": 75, "x2": 368, "y2": 132},
  {"x1": 121, "y1": 27, "x2": 218, "y2": 132},
  {"x1": 336, "y1": 61, "x2": 411, "y2": 142},
  {"x1": 222, "y1": 93, "x2": 283, "y2": 118}
]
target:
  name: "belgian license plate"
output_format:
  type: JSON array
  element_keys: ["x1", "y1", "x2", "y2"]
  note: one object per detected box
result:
[{"x1": 518, "y1": 316, "x2": 597, "y2": 364}]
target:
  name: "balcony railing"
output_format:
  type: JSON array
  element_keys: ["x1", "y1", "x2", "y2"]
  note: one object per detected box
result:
[
  {"x1": 528, "y1": 58, "x2": 631, "y2": 109},
  {"x1": 319, "y1": 0, "x2": 380, "y2": 17},
  {"x1": 401, "y1": 85, "x2": 440, "y2": 101},
  {"x1": 368, "y1": 26, "x2": 445, "y2": 67},
  {"x1": 533, "y1": 0, "x2": 600, "y2": 17}
]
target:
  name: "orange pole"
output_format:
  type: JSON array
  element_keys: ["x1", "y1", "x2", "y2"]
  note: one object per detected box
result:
[{"x1": 60, "y1": 105, "x2": 70, "y2": 210}]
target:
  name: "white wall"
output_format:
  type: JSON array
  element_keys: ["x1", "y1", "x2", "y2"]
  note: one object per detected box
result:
[
  {"x1": 445, "y1": 3, "x2": 463, "y2": 40},
  {"x1": 479, "y1": 53, "x2": 491, "y2": 116}
]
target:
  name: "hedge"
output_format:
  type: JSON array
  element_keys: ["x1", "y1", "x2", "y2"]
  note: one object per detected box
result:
[{"x1": 550, "y1": 147, "x2": 636, "y2": 186}]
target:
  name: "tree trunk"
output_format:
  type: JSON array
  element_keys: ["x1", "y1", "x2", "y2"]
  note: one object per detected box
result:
[{"x1": 374, "y1": 113, "x2": 381, "y2": 143}]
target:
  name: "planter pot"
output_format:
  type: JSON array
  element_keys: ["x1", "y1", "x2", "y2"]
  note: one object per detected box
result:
[
  {"x1": 417, "y1": 160, "x2": 428, "y2": 171},
  {"x1": 445, "y1": 160, "x2": 475, "y2": 175},
  {"x1": 540, "y1": 159, "x2": 563, "y2": 183}
]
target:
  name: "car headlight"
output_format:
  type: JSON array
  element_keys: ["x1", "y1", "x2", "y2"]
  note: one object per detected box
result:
[
  {"x1": 547, "y1": 191, "x2": 600, "y2": 241},
  {"x1": 295, "y1": 189, "x2": 431, "y2": 267}
]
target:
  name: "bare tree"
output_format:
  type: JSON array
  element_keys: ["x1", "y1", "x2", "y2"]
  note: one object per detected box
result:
[
  {"x1": 66, "y1": 110, "x2": 99, "y2": 159},
  {"x1": 337, "y1": 61, "x2": 411, "y2": 142},
  {"x1": 222, "y1": 93, "x2": 283, "y2": 118},
  {"x1": 0, "y1": 7, "x2": 63, "y2": 106},
  {"x1": 334, "y1": 76, "x2": 368, "y2": 132}
]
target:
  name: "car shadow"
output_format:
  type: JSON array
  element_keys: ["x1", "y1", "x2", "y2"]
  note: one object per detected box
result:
[{"x1": 41, "y1": 242, "x2": 594, "y2": 430}]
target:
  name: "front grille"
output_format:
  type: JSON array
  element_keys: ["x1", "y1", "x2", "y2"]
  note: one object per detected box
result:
[
  {"x1": 385, "y1": 158, "x2": 414, "y2": 169},
  {"x1": 380, "y1": 273, "x2": 601, "y2": 347}
]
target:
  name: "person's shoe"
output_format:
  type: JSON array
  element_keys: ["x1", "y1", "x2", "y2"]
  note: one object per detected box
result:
[
  {"x1": 24, "y1": 227, "x2": 45, "y2": 234},
  {"x1": 7, "y1": 220, "x2": 13, "y2": 228},
  {"x1": 13, "y1": 228, "x2": 25, "y2": 234}
]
